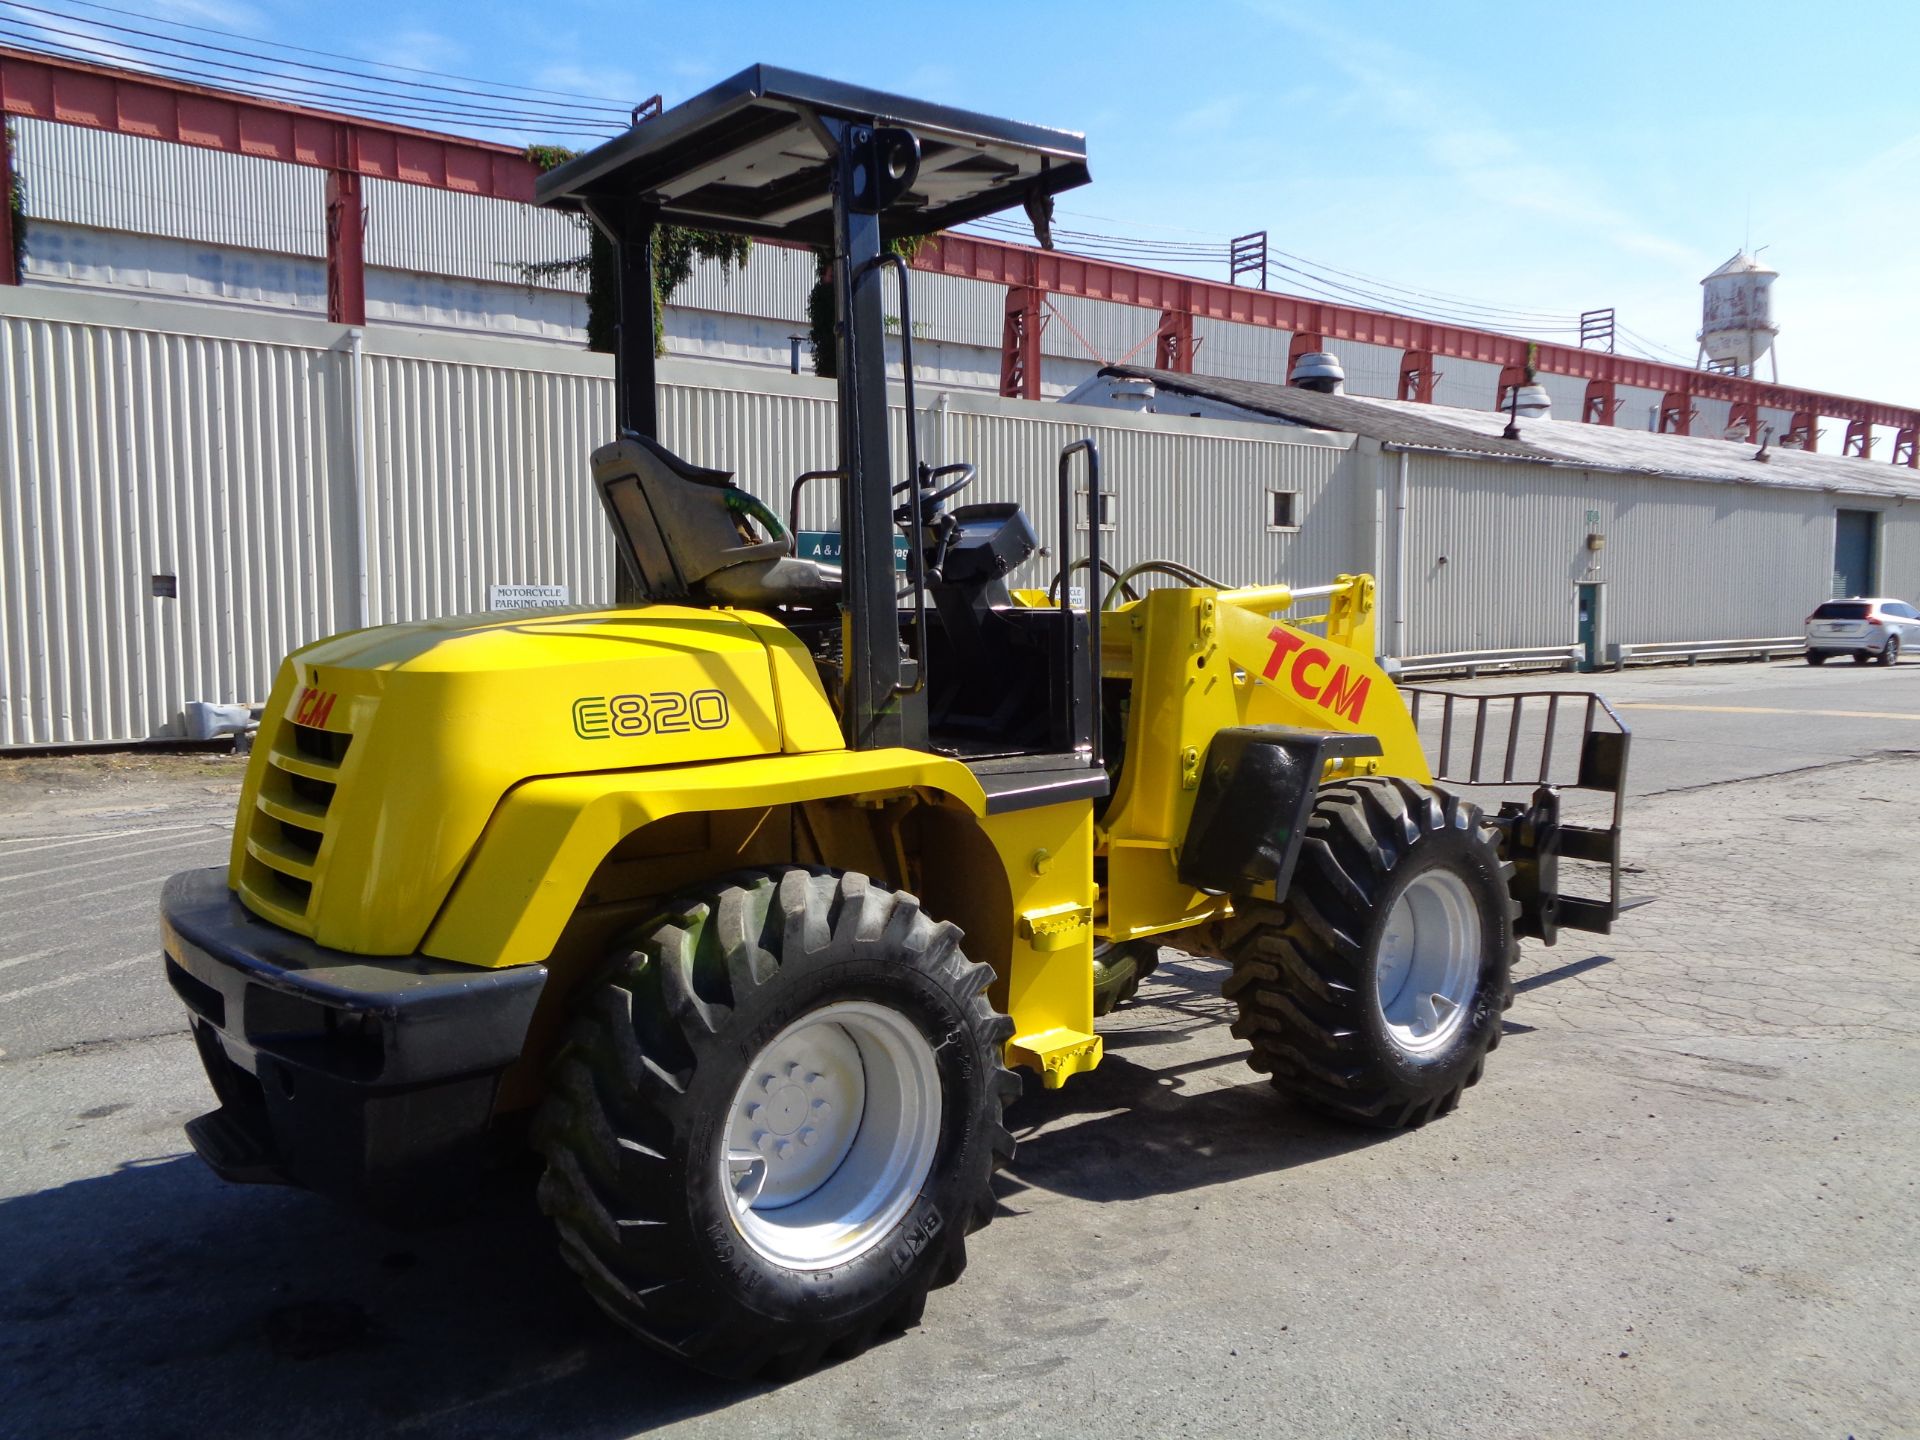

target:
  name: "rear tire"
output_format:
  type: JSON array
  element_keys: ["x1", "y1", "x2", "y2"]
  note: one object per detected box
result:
[
  {"x1": 1880, "y1": 636, "x2": 1900, "y2": 666},
  {"x1": 1853, "y1": 650, "x2": 1871, "y2": 664},
  {"x1": 1806, "y1": 651, "x2": 1827, "y2": 666},
  {"x1": 533, "y1": 868, "x2": 1016, "y2": 1378},
  {"x1": 1219, "y1": 778, "x2": 1516, "y2": 1129}
]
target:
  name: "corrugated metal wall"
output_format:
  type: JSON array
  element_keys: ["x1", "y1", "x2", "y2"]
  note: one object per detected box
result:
[
  {"x1": 360, "y1": 341, "x2": 615, "y2": 622},
  {"x1": 14, "y1": 119, "x2": 584, "y2": 288},
  {"x1": 10, "y1": 282, "x2": 1915, "y2": 746},
  {"x1": 1, "y1": 286, "x2": 1347, "y2": 745},
  {"x1": 2, "y1": 298, "x2": 356, "y2": 744},
  {"x1": 1397, "y1": 452, "x2": 1894, "y2": 655}
]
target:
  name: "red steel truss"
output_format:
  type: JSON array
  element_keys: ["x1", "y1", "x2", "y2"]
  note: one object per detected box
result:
[
  {"x1": 0, "y1": 45, "x2": 541, "y2": 324},
  {"x1": 1, "y1": 48, "x2": 1913, "y2": 465},
  {"x1": 917, "y1": 232, "x2": 1920, "y2": 464}
]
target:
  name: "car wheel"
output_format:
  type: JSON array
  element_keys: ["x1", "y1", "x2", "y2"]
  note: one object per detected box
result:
[
  {"x1": 1806, "y1": 651, "x2": 1827, "y2": 666},
  {"x1": 1853, "y1": 650, "x2": 1871, "y2": 665},
  {"x1": 1880, "y1": 635, "x2": 1900, "y2": 667}
]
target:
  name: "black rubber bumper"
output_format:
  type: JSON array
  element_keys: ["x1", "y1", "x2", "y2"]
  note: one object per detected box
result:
[{"x1": 160, "y1": 867, "x2": 547, "y2": 1207}]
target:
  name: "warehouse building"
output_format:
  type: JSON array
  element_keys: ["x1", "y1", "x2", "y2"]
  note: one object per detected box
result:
[
  {"x1": 5, "y1": 57, "x2": 1920, "y2": 747},
  {"x1": 1063, "y1": 365, "x2": 1920, "y2": 662}
]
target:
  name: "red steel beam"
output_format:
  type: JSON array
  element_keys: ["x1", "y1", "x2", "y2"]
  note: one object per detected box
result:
[
  {"x1": 915, "y1": 232, "x2": 1920, "y2": 438},
  {"x1": 0, "y1": 113, "x2": 16, "y2": 286},
  {"x1": 324, "y1": 168, "x2": 365, "y2": 325},
  {"x1": 0, "y1": 45, "x2": 539, "y2": 202}
]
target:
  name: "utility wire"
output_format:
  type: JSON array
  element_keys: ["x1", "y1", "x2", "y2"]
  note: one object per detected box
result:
[
  {"x1": 34, "y1": 0, "x2": 634, "y2": 106},
  {"x1": 0, "y1": 17, "x2": 626, "y2": 131},
  {"x1": 964, "y1": 213, "x2": 1589, "y2": 331},
  {"x1": 0, "y1": 27, "x2": 624, "y2": 136},
  {"x1": 1617, "y1": 323, "x2": 1696, "y2": 365},
  {"x1": 0, "y1": 1, "x2": 628, "y2": 118}
]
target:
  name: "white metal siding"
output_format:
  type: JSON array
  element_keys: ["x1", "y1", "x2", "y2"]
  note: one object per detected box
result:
[
  {"x1": 1431, "y1": 355, "x2": 1502, "y2": 412},
  {"x1": 1193, "y1": 317, "x2": 1291, "y2": 384},
  {"x1": 360, "y1": 346, "x2": 615, "y2": 623},
  {"x1": 2, "y1": 287, "x2": 1353, "y2": 745},
  {"x1": 14, "y1": 117, "x2": 325, "y2": 257},
  {"x1": 1398, "y1": 453, "x2": 1878, "y2": 655},
  {"x1": 1, "y1": 305, "x2": 354, "y2": 744},
  {"x1": 362, "y1": 179, "x2": 583, "y2": 291}
]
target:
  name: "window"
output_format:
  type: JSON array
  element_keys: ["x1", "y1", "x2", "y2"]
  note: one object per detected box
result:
[
  {"x1": 1812, "y1": 602, "x2": 1869, "y2": 619},
  {"x1": 1267, "y1": 489, "x2": 1300, "y2": 532},
  {"x1": 1076, "y1": 487, "x2": 1116, "y2": 532}
]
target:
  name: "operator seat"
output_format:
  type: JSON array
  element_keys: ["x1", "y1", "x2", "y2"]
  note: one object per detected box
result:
[{"x1": 592, "y1": 436, "x2": 839, "y2": 607}]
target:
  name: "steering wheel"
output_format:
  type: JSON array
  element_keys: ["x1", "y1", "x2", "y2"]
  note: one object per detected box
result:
[{"x1": 891, "y1": 461, "x2": 977, "y2": 516}]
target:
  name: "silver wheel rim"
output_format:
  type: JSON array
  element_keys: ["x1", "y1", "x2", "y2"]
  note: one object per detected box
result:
[
  {"x1": 1374, "y1": 870, "x2": 1482, "y2": 1059},
  {"x1": 720, "y1": 1001, "x2": 941, "y2": 1270}
]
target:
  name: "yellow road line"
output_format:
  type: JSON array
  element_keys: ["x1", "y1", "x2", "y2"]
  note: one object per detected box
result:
[{"x1": 1614, "y1": 702, "x2": 1920, "y2": 721}]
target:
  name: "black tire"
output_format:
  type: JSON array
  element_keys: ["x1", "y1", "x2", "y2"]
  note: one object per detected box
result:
[
  {"x1": 1806, "y1": 651, "x2": 1827, "y2": 666},
  {"x1": 1853, "y1": 650, "x2": 1871, "y2": 664},
  {"x1": 532, "y1": 868, "x2": 1016, "y2": 1378},
  {"x1": 1218, "y1": 778, "x2": 1516, "y2": 1129},
  {"x1": 1880, "y1": 636, "x2": 1900, "y2": 667},
  {"x1": 1091, "y1": 939, "x2": 1161, "y2": 1017}
]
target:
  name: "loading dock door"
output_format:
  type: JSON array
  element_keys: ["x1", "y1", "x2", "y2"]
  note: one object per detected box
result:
[{"x1": 1834, "y1": 510, "x2": 1878, "y2": 597}]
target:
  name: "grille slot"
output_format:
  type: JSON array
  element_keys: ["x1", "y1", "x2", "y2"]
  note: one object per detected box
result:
[
  {"x1": 277, "y1": 818, "x2": 323, "y2": 857},
  {"x1": 288, "y1": 770, "x2": 337, "y2": 809},
  {"x1": 242, "y1": 705, "x2": 355, "y2": 929},
  {"x1": 291, "y1": 722, "x2": 351, "y2": 764}
]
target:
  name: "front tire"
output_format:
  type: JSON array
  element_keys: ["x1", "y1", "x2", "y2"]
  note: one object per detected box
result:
[
  {"x1": 533, "y1": 868, "x2": 1016, "y2": 1378},
  {"x1": 1218, "y1": 778, "x2": 1516, "y2": 1129}
]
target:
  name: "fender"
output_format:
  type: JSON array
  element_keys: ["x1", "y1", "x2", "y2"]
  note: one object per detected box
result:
[
  {"x1": 422, "y1": 748, "x2": 989, "y2": 968},
  {"x1": 1177, "y1": 725, "x2": 1384, "y2": 901}
]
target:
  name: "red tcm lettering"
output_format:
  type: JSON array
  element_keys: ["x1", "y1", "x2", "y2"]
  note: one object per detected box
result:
[
  {"x1": 1263, "y1": 627, "x2": 1370, "y2": 722},
  {"x1": 293, "y1": 686, "x2": 338, "y2": 728}
]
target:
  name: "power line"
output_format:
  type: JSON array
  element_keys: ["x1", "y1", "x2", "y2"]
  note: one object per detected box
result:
[
  {"x1": 1617, "y1": 323, "x2": 1696, "y2": 365},
  {"x1": 0, "y1": 1, "x2": 629, "y2": 118},
  {"x1": 0, "y1": 15, "x2": 627, "y2": 129},
  {"x1": 38, "y1": 0, "x2": 636, "y2": 106},
  {"x1": 0, "y1": 25, "x2": 625, "y2": 136},
  {"x1": 963, "y1": 213, "x2": 1589, "y2": 331}
]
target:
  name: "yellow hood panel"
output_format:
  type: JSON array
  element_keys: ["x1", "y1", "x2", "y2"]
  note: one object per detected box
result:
[{"x1": 232, "y1": 604, "x2": 839, "y2": 955}]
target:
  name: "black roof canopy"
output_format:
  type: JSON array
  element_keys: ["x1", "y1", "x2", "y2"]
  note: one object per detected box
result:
[{"x1": 535, "y1": 63, "x2": 1090, "y2": 244}]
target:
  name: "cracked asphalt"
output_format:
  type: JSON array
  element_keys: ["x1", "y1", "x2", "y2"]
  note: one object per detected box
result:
[{"x1": 2, "y1": 658, "x2": 1916, "y2": 1439}]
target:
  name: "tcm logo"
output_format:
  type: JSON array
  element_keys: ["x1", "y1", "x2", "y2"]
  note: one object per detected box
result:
[
  {"x1": 291, "y1": 686, "x2": 339, "y2": 728},
  {"x1": 1263, "y1": 627, "x2": 1370, "y2": 722}
]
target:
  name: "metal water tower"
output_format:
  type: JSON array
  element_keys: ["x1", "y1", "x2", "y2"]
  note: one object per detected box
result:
[{"x1": 1697, "y1": 250, "x2": 1779, "y2": 379}]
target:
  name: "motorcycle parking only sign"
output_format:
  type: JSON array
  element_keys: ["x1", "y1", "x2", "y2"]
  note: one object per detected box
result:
[{"x1": 488, "y1": 583, "x2": 571, "y2": 610}]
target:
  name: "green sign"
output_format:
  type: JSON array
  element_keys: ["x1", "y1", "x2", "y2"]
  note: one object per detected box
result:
[{"x1": 795, "y1": 530, "x2": 910, "y2": 573}]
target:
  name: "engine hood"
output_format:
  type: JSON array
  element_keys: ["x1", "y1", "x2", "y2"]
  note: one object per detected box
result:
[{"x1": 230, "y1": 605, "x2": 839, "y2": 956}]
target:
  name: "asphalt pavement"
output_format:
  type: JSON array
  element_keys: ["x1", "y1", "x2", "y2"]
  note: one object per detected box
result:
[{"x1": 3, "y1": 658, "x2": 1917, "y2": 1438}]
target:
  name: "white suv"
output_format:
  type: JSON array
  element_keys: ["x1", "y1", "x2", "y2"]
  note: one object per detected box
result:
[{"x1": 1804, "y1": 597, "x2": 1920, "y2": 666}]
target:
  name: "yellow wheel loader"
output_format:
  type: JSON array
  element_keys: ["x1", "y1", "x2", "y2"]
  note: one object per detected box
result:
[{"x1": 159, "y1": 65, "x2": 1632, "y2": 1378}]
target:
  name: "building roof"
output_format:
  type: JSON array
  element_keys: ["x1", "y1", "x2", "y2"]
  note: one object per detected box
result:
[
  {"x1": 1099, "y1": 365, "x2": 1920, "y2": 503},
  {"x1": 1102, "y1": 366, "x2": 1558, "y2": 461}
]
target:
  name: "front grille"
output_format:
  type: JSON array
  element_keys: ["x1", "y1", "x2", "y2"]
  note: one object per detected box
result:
[{"x1": 237, "y1": 707, "x2": 354, "y2": 932}]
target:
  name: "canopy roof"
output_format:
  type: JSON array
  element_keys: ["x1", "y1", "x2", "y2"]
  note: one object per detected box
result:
[{"x1": 535, "y1": 63, "x2": 1090, "y2": 244}]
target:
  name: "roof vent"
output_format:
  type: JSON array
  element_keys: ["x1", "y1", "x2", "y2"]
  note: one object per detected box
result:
[
  {"x1": 1511, "y1": 384, "x2": 1552, "y2": 420},
  {"x1": 1289, "y1": 350, "x2": 1346, "y2": 394}
]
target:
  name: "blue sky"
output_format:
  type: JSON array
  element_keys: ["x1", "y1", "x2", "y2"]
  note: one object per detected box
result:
[{"x1": 35, "y1": 0, "x2": 1920, "y2": 406}]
